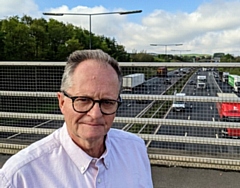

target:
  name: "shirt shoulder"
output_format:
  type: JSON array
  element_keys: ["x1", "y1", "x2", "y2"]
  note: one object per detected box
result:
[
  {"x1": 108, "y1": 128, "x2": 144, "y2": 146},
  {"x1": 0, "y1": 128, "x2": 61, "y2": 176}
]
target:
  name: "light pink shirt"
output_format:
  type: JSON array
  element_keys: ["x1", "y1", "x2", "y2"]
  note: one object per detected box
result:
[{"x1": 0, "y1": 123, "x2": 153, "y2": 188}]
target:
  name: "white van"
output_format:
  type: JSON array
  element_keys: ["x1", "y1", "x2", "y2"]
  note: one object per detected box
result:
[{"x1": 172, "y1": 93, "x2": 186, "y2": 112}]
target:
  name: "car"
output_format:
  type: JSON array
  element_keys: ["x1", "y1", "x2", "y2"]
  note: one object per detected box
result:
[
  {"x1": 189, "y1": 80, "x2": 196, "y2": 85},
  {"x1": 164, "y1": 78, "x2": 171, "y2": 84}
]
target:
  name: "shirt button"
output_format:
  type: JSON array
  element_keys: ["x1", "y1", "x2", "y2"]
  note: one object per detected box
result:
[
  {"x1": 106, "y1": 163, "x2": 109, "y2": 168},
  {"x1": 97, "y1": 178, "x2": 101, "y2": 183},
  {"x1": 81, "y1": 167, "x2": 85, "y2": 172}
]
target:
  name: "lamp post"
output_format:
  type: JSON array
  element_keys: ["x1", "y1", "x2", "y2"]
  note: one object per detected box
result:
[
  {"x1": 43, "y1": 10, "x2": 142, "y2": 49},
  {"x1": 150, "y1": 43, "x2": 183, "y2": 55},
  {"x1": 171, "y1": 49, "x2": 191, "y2": 56}
]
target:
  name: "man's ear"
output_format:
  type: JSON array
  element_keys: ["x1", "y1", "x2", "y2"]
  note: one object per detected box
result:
[{"x1": 57, "y1": 92, "x2": 65, "y2": 113}]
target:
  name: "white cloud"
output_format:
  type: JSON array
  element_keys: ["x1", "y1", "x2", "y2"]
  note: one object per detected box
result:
[
  {"x1": 122, "y1": 0, "x2": 240, "y2": 55},
  {"x1": 43, "y1": 5, "x2": 129, "y2": 38},
  {"x1": 2, "y1": 0, "x2": 240, "y2": 56},
  {"x1": 0, "y1": 0, "x2": 40, "y2": 18}
]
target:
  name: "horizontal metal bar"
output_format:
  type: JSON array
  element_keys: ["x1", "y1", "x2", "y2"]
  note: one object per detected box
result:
[
  {"x1": 115, "y1": 117, "x2": 240, "y2": 129},
  {"x1": 149, "y1": 153, "x2": 240, "y2": 166},
  {"x1": 0, "y1": 112, "x2": 64, "y2": 120},
  {"x1": 0, "y1": 143, "x2": 27, "y2": 150},
  {"x1": 0, "y1": 112, "x2": 239, "y2": 129},
  {"x1": 149, "y1": 154, "x2": 240, "y2": 171},
  {"x1": 0, "y1": 91, "x2": 239, "y2": 103},
  {"x1": 0, "y1": 126, "x2": 55, "y2": 135},
  {"x1": 119, "y1": 62, "x2": 240, "y2": 68},
  {"x1": 1, "y1": 62, "x2": 240, "y2": 67},
  {"x1": 0, "y1": 61, "x2": 66, "y2": 66},
  {"x1": 121, "y1": 94, "x2": 240, "y2": 103},
  {"x1": 0, "y1": 148, "x2": 20, "y2": 155},
  {"x1": 0, "y1": 91, "x2": 57, "y2": 98},
  {"x1": 139, "y1": 134, "x2": 240, "y2": 146}
]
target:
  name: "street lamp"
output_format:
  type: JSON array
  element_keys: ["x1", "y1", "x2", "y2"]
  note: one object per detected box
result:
[
  {"x1": 150, "y1": 43, "x2": 183, "y2": 61},
  {"x1": 43, "y1": 10, "x2": 142, "y2": 49},
  {"x1": 150, "y1": 43, "x2": 183, "y2": 55},
  {"x1": 171, "y1": 49, "x2": 191, "y2": 56}
]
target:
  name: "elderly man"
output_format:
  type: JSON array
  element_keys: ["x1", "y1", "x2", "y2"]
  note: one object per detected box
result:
[{"x1": 0, "y1": 50, "x2": 153, "y2": 187}]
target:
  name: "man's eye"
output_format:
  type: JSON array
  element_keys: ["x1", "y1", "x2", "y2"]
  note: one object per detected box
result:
[
  {"x1": 102, "y1": 100, "x2": 115, "y2": 105},
  {"x1": 76, "y1": 97, "x2": 91, "y2": 103}
]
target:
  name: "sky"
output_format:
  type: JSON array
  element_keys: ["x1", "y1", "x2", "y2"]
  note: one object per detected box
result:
[{"x1": 1, "y1": 0, "x2": 240, "y2": 56}]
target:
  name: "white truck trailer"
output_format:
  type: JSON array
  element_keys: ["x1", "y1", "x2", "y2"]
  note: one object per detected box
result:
[
  {"x1": 228, "y1": 74, "x2": 240, "y2": 92},
  {"x1": 122, "y1": 73, "x2": 145, "y2": 90},
  {"x1": 197, "y1": 75, "x2": 207, "y2": 89}
]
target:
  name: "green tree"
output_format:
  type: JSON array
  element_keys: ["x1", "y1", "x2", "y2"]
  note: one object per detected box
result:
[
  {"x1": 0, "y1": 20, "x2": 5, "y2": 60},
  {"x1": 221, "y1": 53, "x2": 235, "y2": 62},
  {"x1": 131, "y1": 51, "x2": 154, "y2": 62},
  {"x1": 0, "y1": 15, "x2": 130, "y2": 61},
  {"x1": 29, "y1": 18, "x2": 49, "y2": 60},
  {"x1": 2, "y1": 16, "x2": 35, "y2": 60},
  {"x1": 57, "y1": 39, "x2": 83, "y2": 60},
  {"x1": 46, "y1": 19, "x2": 71, "y2": 60}
]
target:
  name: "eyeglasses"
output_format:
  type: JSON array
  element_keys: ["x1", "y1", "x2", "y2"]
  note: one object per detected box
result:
[{"x1": 62, "y1": 90, "x2": 122, "y2": 115}]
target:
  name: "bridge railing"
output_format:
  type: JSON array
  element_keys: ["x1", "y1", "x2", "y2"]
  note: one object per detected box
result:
[{"x1": 1, "y1": 62, "x2": 240, "y2": 170}]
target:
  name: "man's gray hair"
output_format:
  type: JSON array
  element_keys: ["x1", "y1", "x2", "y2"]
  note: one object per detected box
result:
[{"x1": 60, "y1": 49, "x2": 123, "y2": 92}]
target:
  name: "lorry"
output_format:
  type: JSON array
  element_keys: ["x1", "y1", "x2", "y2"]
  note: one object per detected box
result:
[
  {"x1": 122, "y1": 73, "x2": 145, "y2": 90},
  {"x1": 197, "y1": 75, "x2": 207, "y2": 89},
  {"x1": 172, "y1": 93, "x2": 186, "y2": 112},
  {"x1": 216, "y1": 93, "x2": 240, "y2": 137},
  {"x1": 228, "y1": 74, "x2": 240, "y2": 92},
  {"x1": 157, "y1": 67, "x2": 168, "y2": 77}
]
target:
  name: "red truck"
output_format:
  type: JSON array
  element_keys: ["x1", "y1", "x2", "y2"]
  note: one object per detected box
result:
[
  {"x1": 216, "y1": 93, "x2": 240, "y2": 137},
  {"x1": 157, "y1": 67, "x2": 167, "y2": 77}
]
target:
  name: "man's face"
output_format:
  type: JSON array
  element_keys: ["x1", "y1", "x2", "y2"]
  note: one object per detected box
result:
[{"x1": 58, "y1": 59, "x2": 120, "y2": 145}]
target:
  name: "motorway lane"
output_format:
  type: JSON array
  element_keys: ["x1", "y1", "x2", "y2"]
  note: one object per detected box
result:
[{"x1": 152, "y1": 69, "x2": 240, "y2": 157}]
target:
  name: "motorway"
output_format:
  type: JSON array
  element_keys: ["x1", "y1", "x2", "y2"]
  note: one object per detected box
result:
[
  {"x1": 148, "y1": 69, "x2": 240, "y2": 157},
  {"x1": 2, "y1": 68, "x2": 240, "y2": 159},
  {"x1": 112, "y1": 68, "x2": 240, "y2": 158}
]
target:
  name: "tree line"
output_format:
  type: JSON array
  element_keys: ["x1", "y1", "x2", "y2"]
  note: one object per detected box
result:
[
  {"x1": 0, "y1": 15, "x2": 132, "y2": 61},
  {"x1": 1, "y1": 15, "x2": 239, "y2": 62}
]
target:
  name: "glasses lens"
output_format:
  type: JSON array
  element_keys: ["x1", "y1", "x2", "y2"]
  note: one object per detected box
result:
[
  {"x1": 100, "y1": 100, "x2": 119, "y2": 114},
  {"x1": 74, "y1": 97, "x2": 93, "y2": 112},
  {"x1": 73, "y1": 97, "x2": 119, "y2": 115}
]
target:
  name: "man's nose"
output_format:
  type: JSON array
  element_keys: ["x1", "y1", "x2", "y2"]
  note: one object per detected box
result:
[{"x1": 87, "y1": 102, "x2": 103, "y2": 117}]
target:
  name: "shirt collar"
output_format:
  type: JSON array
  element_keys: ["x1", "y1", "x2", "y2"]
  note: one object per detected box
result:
[{"x1": 60, "y1": 123, "x2": 111, "y2": 173}]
